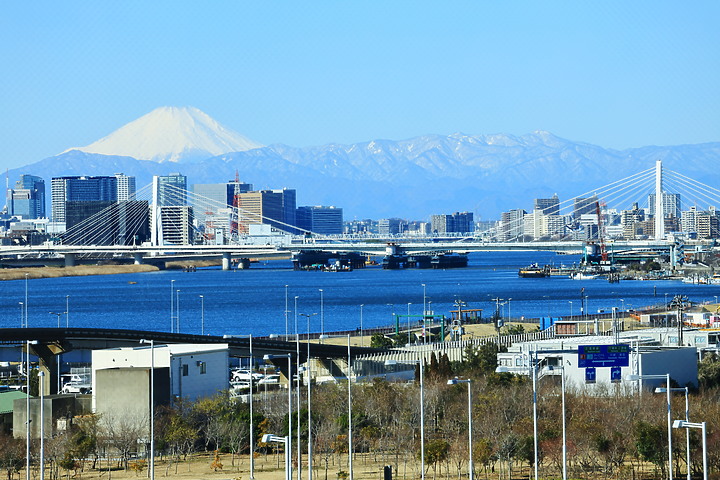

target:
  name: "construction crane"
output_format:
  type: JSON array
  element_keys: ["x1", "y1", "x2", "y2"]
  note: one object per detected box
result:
[{"x1": 595, "y1": 200, "x2": 608, "y2": 262}]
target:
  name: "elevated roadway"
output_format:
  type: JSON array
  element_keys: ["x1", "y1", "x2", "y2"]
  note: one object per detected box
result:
[
  {"x1": 0, "y1": 238, "x2": 687, "y2": 269},
  {"x1": 1, "y1": 327, "x2": 383, "y2": 394}
]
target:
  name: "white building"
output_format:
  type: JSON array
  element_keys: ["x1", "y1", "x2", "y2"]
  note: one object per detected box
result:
[
  {"x1": 497, "y1": 335, "x2": 698, "y2": 395},
  {"x1": 91, "y1": 344, "x2": 229, "y2": 422}
]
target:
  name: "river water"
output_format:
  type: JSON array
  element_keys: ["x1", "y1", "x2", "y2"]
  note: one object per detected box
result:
[{"x1": 1, "y1": 251, "x2": 718, "y2": 337}]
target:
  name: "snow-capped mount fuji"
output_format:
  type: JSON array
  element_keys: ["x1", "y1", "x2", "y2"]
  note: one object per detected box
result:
[
  {"x1": 15, "y1": 108, "x2": 720, "y2": 219},
  {"x1": 68, "y1": 106, "x2": 263, "y2": 163}
]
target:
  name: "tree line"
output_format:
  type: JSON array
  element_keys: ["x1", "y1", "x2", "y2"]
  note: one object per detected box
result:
[{"x1": 2, "y1": 345, "x2": 720, "y2": 480}]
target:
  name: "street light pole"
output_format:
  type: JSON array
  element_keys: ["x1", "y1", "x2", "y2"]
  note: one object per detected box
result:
[
  {"x1": 65, "y1": 296, "x2": 70, "y2": 327},
  {"x1": 39, "y1": 370, "x2": 45, "y2": 480},
  {"x1": 140, "y1": 339, "x2": 155, "y2": 480},
  {"x1": 285, "y1": 285, "x2": 289, "y2": 339},
  {"x1": 532, "y1": 352, "x2": 539, "y2": 480},
  {"x1": 420, "y1": 355, "x2": 425, "y2": 480},
  {"x1": 448, "y1": 378, "x2": 473, "y2": 480},
  {"x1": 319, "y1": 289, "x2": 324, "y2": 340},
  {"x1": 359, "y1": 305, "x2": 364, "y2": 347},
  {"x1": 249, "y1": 336, "x2": 255, "y2": 479},
  {"x1": 176, "y1": 290, "x2": 181, "y2": 333},
  {"x1": 199, "y1": 295, "x2": 205, "y2": 336},
  {"x1": 170, "y1": 280, "x2": 175, "y2": 333},
  {"x1": 407, "y1": 303, "x2": 412, "y2": 346},
  {"x1": 561, "y1": 365, "x2": 567, "y2": 480},
  {"x1": 347, "y1": 335, "x2": 353, "y2": 480},
  {"x1": 628, "y1": 373, "x2": 673, "y2": 480},
  {"x1": 26, "y1": 340, "x2": 37, "y2": 480},
  {"x1": 25, "y1": 273, "x2": 29, "y2": 328},
  {"x1": 294, "y1": 304, "x2": 301, "y2": 480},
  {"x1": 673, "y1": 421, "x2": 708, "y2": 480},
  {"x1": 422, "y1": 283, "x2": 427, "y2": 320},
  {"x1": 264, "y1": 354, "x2": 293, "y2": 480}
]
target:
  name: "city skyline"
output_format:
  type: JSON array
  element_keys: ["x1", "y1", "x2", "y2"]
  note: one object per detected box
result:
[{"x1": 1, "y1": 2, "x2": 719, "y2": 171}]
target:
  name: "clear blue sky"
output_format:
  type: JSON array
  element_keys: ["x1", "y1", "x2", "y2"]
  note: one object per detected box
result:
[{"x1": 1, "y1": 1, "x2": 718, "y2": 170}]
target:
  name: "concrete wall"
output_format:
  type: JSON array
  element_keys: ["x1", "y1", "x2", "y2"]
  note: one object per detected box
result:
[
  {"x1": 94, "y1": 367, "x2": 170, "y2": 427},
  {"x1": 13, "y1": 395, "x2": 91, "y2": 439}
]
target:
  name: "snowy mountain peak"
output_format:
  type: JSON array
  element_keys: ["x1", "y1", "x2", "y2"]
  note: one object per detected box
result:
[{"x1": 68, "y1": 106, "x2": 263, "y2": 163}]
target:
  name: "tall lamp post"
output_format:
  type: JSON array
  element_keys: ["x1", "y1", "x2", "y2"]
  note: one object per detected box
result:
[
  {"x1": 657, "y1": 386, "x2": 690, "y2": 480},
  {"x1": 224, "y1": 334, "x2": 258, "y2": 479},
  {"x1": 170, "y1": 280, "x2": 175, "y2": 333},
  {"x1": 447, "y1": 378, "x2": 473, "y2": 480},
  {"x1": 39, "y1": 370, "x2": 45, "y2": 480},
  {"x1": 65, "y1": 296, "x2": 70, "y2": 327},
  {"x1": 496, "y1": 352, "x2": 538, "y2": 480},
  {"x1": 407, "y1": 303, "x2": 412, "y2": 346},
  {"x1": 25, "y1": 273, "x2": 29, "y2": 327},
  {"x1": 322, "y1": 335, "x2": 354, "y2": 480},
  {"x1": 199, "y1": 295, "x2": 205, "y2": 336},
  {"x1": 176, "y1": 290, "x2": 181, "y2": 333},
  {"x1": 628, "y1": 373, "x2": 673, "y2": 480},
  {"x1": 262, "y1": 434, "x2": 291, "y2": 480},
  {"x1": 546, "y1": 364, "x2": 568, "y2": 480},
  {"x1": 50, "y1": 312, "x2": 64, "y2": 392},
  {"x1": 672, "y1": 421, "x2": 708, "y2": 480},
  {"x1": 422, "y1": 283, "x2": 427, "y2": 320},
  {"x1": 359, "y1": 305, "x2": 364, "y2": 347},
  {"x1": 139, "y1": 339, "x2": 155, "y2": 480},
  {"x1": 285, "y1": 285, "x2": 289, "y2": 339},
  {"x1": 319, "y1": 289, "x2": 324, "y2": 340},
  {"x1": 265, "y1": 354, "x2": 293, "y2": 480},
  {"x1": 26, "y1": 340, "x2": 38, "y2": 480},
  {"x1": 299, "y1": 313, "x2": 317, "y2": 480},
  {"x1": 386, "y1": 357, "x2": 424, "y2": 480}
]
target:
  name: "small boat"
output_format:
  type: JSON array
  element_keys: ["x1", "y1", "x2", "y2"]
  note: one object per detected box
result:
[
  {"x1": 570, "y1": 272, "x2": 599, "y2": 280},
  {"x1": 518, "y1": 264, "x2": 549, "y2": 278}
]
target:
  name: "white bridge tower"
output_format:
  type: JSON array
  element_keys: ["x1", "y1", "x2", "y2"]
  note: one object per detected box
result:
[{"x1": 655, "y1": 159, "x2": 664, "y2": 240}]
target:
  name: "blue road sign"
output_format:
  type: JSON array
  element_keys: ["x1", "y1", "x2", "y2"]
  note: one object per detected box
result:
[
  {"x1": 610, "y1": 366, "x2": 622, "y2": 383},
  {"x1": 578, "y1": 345, "x2": 630, "y2": 368},
  {"x1": 585, "y1": 367, "x2": 596, "y2": 384}
]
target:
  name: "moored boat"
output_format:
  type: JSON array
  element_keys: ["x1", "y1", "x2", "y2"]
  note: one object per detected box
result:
[{"x1": 518, "y1": 263, "x2": 550, "y2": 278}]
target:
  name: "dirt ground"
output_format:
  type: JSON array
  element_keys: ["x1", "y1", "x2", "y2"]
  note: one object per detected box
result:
[{"x1": 43, "y1": 452, "x2": 410, "y2": 480}]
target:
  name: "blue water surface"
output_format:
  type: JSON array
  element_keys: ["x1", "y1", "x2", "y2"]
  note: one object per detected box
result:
[{"x1": 2, "y1": 251, "x2": 718, "y2": 337}]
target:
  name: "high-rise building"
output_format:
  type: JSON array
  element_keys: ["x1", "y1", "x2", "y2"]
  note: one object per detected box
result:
[
  {"x1": 157, "y1": 173, "x2": 187, "y2": 206},
  {"x1": 114, "y1": 173, "x2": 136, "y2": 201},
  {"x1": 534, "y1": 194, "x2": 559, "y2": 215},
  {"x1": 7, "y1": 174, "x2": 45, "y2": 219},
  {"x1": 271, "y1": 188, "x2": 297, "y2": 232},
  {"x1": 648, "y1": 193, "x2": 681, "y2": 219},
  {"x1": 430, "y1": 212, "x2": 474, "y2": 234},
  {"x1": 63, "y1": 200, "x2": 149, "y2": 245},
  {"x1": 573, "y1": 196, "x2": 598, "y2": 219},
  {"x1": 51, "y1": 176, "x2": 118, "y2": 222},
  {"x1": 378, "y1": 218, "x2": 406, "y2": 235},
  {"x1": 192, "y1": 181, "x2": 253, "y2": 225},
  {"x1": 157, "y1": 206, "x2": 194, "y2": 244},
  {"x1": 499, "y1": 209, "x2": 526, "y2": 241},
  {"x1": 236, "y1": 190, "x2": 284, "y2": 233},
  {"x1": 296, "y1": 206, "x2": 343, "y2": 235}
]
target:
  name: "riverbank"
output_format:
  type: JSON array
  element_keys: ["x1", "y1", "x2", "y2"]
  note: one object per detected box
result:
[{"x1": 0, "y1": 264, "x2": 159, "y2": 281}]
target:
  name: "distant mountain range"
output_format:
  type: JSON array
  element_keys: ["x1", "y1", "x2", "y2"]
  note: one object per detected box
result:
[{"x1": 9, "y1": 107, "x2": 720, "y2": 219}]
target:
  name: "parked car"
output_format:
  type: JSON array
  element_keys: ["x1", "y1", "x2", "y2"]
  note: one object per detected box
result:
[
  {"x1": 230, "y1": 369, "x2": 264, "y2": 383},
  {"x1": 258, "y1": 374, "x2": 280, "y2": 385}
]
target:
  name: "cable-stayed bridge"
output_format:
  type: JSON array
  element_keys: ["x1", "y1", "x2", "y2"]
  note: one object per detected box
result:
[{"x1": 2, "y1": 160, "x2": 718, "y2": 268}]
